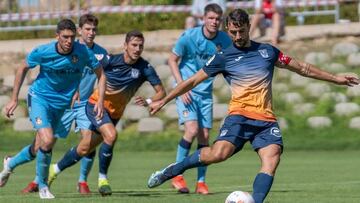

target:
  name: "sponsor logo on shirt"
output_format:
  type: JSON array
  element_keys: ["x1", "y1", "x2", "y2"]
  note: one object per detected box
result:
[{"x1": 258, "y1": 49, "x2": 269, "y2": 58}]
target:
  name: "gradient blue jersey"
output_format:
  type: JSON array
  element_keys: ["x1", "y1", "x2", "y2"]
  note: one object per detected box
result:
[
  {"x1": 26, "y1": 41, "x2": 100, "y2": 109},
  {"x1": 76, "y1": 42, "x2": 108, "y2": 107},
  {"x1": 203, "y1": 41, "x2": 280, "y2": 122},
  {"x1": 172, "y1": 26, "x2": 231, "y2": 96}
]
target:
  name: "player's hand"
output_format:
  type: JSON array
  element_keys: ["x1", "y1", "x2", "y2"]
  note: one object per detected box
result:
[
  {"x1": 181, "y1": 91, "x2": 192, "y2": 105},
  {"x1": 93, "y1": 101, "x2": 104, "y2": 120},
  {"x1": 149, "y1": 100, "x2": 165, "y2": 115},
  {"x1": 3, "y1": 99, "x2": 18, "y2": 118},
  {"x1": 334, "y1": 75, "x2": 359, "y2": 86},
  {"x1": 134, "y1": 96, "x2": 147, "y2": 107},
  {"x1": 70, "y1": 91, "x2": 80, "y2": 109}
]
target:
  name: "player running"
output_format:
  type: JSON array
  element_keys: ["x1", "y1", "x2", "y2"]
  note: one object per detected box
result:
[
  {"x1": 20, "y1": 14, "x2": 108, "y2": 195},
  {"x1": 147, "y1": 9, "x2": 359, "y2": 203},
  {"x1": 46, "y1": 30, "x2": 166, "y2": 196},
  {"x1": 168, "y1": 3, "x2": 231, "y2": 194},
  {"x1": 0, "y1": 19, "x2": 106, "y2": 199}
]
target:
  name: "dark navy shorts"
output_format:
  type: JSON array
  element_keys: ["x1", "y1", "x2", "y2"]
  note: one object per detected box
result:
[
  {"x1": 215, "y1": 115, "x2": 283, "y2": 154},
  {"x1": 86, "y1": 102, "x2": 119, "y2": 132}
]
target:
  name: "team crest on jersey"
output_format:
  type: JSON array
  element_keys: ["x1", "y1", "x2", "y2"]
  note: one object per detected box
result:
[
  {"x1": 95, "y1": 54, "x2": 104, "y2": 61},
  {"x1": 71, "y1": 55, "x2": 79, "y2": 63},
  {"x1": 258, "y1": 49, "x2": 269, "y2": 58},
  {"x1": 182, "y1": 110, "x2": 189, "y2": 118},
  {"x1": 35, "y1": 117, "x2": 42, "y2": 125},
  {"x1": 270, "y1": 127, "x2": 282, "y2": 137},
  {"x1": 131, "y1": 68, "x2": 140, "y2": 78}
]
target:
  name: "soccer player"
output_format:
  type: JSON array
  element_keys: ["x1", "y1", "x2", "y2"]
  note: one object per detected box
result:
[
  {"x1": 20, "y1": 14, "x2": 108, "y2": 195},
  {"x1": 0, "y1": 19, "x2": 106, "y2": 199},
  {"x1": 147, "y1": 9, "x2": 359, "y2": 203},
  {"x1": 168, "y1": 3, "x2": 231, "y2": 194},
  {"x1": 46, "y1": 30, "x2": 166, "y2": 196}
]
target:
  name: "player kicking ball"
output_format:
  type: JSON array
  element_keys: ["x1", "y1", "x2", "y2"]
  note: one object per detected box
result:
[{"x1": 147, "y1": 9, "x2": 359, "y2": 203}]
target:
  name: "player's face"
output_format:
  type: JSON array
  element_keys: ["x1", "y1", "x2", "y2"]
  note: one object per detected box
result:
[
  {"x1": 124, "y1": 37, "x2": 144, "y2": 62},
  {"x1": 203, "y1": 11, "x2": 222, "y2": 34},
  {"x1": 56, "y1": 29, "x2": 76, "y2": 53},
  {"x1": 227, "y1": 22, "x2": 250, "y2": 48},
  {"x1": 78, "y1": 23, "x2": 97, "y2": 45}
]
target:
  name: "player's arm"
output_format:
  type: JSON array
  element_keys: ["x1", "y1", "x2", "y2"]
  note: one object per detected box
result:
[
  {"x1": 149, "y1": 69, "x2": 209, "y2": 115},
  {"x1": 93, "y1": 66, "x2": 106, "y2": 119},
  {"x1": 275, "y1": 52, "x2": 359, "y2": 86},
  {"x1": 135, "y1": 84, "x2": 166, "y2": 107},
  {"x1": 4, "y1": 61, "x2": 30, "y2": 118}
]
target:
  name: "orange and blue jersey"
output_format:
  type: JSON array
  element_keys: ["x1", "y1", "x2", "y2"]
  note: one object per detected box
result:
[
  {"x1": 203, "y1": 41, "x2": 283, "y2": 122},
  {"x1": 88, "y1": 53, "x2": 161, "y2": 119}
]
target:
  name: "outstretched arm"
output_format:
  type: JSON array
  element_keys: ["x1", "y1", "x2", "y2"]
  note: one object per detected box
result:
[
  {"x1": 276, "y1": 57, "x2": 359, "y2": 86},
  {"x1": 149, "y1": 69, "x2": 209, "y2": 115},
  {"x1": 4, "y1": 61, "x2": 29, "y2": 118}
]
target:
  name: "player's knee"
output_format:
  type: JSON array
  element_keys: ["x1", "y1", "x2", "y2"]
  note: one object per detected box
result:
[
  {"x1": 77, "y1": 145, "x2": 91, "y2": 156},
  {"x1": 185, "y1": 128, "x2": 199, "y2": 139},
  {"x1": 104, "y1": 131, "x2": 117, "y2": 144},
  {"x1": 211, "y1": 150, "x2": 229, "y2": 163}
]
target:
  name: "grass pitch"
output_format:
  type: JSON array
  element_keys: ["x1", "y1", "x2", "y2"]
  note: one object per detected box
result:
[{"x1": 0, "y1": 150, "x2": 359, "y2": 203}]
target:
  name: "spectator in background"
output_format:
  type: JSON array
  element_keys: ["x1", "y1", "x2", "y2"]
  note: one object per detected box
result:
[
  {"x1": 250, "y1": 0, "x2": 285, "y2": 45},
  {"x1": 187, "y1": 0, "x2": 227, "y2": 28}
]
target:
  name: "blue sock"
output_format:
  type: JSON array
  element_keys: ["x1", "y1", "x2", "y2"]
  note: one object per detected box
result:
[
  {"x1": 252, "y1": 173, "x2": 274, "y2": 203},
  {"x1": 175, "y1": 138, "x2": 191, "y2": 163},
  {"x1": 57, "y1": 146, "x2": 82, "y2": 171},
  {"x1": 79, "y1": 150, "x2": 96, "y2": 182},
  {"x1": 36, "y1": 148, "x2": 52, "y2": 189},
  {"x1": 197, "y1": 144, "x2": 208, "y2": 182},
  {"x1": 99, "y1": 143, "x2": 113, "y2": 176},
  {"x1": 164, "y1": 149, "x2": 205, "y2": 178},
  {"x1": 8, "y1": 144, "x2": 36, "y2": 170}
]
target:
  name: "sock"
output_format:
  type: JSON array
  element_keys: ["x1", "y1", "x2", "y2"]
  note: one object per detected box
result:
[
  {"x1": 8, "y1": 145, "x2": 36, "y2": 170},
  {"x1": 197, "y1": 144, "x2": 208, "y2": 182},
  {"x1": 252, "y1": 173, "x2": 274, "y2": 203},
  {"x1": 57, "y1": 146, "x2": 82, "y2": 171},
  {"x1": 34, "y1": 175, "x2": 39, "y2": 184},
  {"x1": 164, "y1": 149, "x2": 205, "y2": 178},
  {"x1": 175, "y1": 138, "x2": 192, "y2": 163},
  {"x1": 36, "y1": 148, "x2": 52, "y2": 189},
  {"x1": 79, "y1": 150, "x2": 96, "y2": 182},
  {"x1": 98, "y1": 143, "x2": 113, "y2": 177}
]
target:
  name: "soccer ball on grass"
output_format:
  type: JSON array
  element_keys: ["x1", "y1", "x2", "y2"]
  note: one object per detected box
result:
[{"x1": 225, "y1": 191, "x2": 255, "y2": 203}]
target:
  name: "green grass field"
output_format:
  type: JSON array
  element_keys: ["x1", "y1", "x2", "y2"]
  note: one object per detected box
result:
[{"x1": 0, "y1": 150, "x2": 359, "y2": 203}]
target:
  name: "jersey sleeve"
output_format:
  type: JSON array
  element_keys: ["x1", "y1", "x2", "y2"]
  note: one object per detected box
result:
[
  {"x1": 26, "y1": 47, "x2": 42, "y2": 68},
  {"x1": 172, "y1": 33, "x2": 188, "y2": 57},
  {"x1": 202, "y1": 52, "x2": 225, "y2": 77},
  {"x1": 86, "y1": 47, "x2": 100, "y2": 70},
  {"x1": 143, "y1": 62, "x2": 162, "y2": 86}
]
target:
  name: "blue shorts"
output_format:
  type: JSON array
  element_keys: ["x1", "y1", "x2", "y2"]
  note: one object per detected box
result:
[
  {"x1": 176, "y1": 94, "x2": 213, "y2": 129},
  {"x1": 53, "y1": 103, "x2": 92, "y2": 138},
  {"x1": 27, "y1": 93, "x2": 65, "y2": 137},
  {"x1": 86, "y1": 102, "x2": 119, "y2": 132},
  {"x1": 215, "y1": 115, "x2": 283, "y2": 153}
]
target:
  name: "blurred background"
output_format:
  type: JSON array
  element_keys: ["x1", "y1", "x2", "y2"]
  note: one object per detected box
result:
[{"x1": 0, "y1": 0, "x2": 360, "y2": 152}]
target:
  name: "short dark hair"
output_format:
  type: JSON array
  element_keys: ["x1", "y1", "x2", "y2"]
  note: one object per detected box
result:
[
  {"x1": 225, "y1": 9, "x2": 250, "y2": 27},
  {"x1": 125, "y1": 30, "x2": 144, "y2": 43},
  {"x1": 79, "y1": 14, "x2": 98, "y2": 28},
  {"x1": 204, "y1": 3, "x2": 223, "y2": 16},
  {"x1": 56, "y1": 19, "x2": 76, "y2": 33}
]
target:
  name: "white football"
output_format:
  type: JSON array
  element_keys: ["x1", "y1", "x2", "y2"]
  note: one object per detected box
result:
[{"x1": 225, "y1": 191, "x2": 255, "y2": 203}]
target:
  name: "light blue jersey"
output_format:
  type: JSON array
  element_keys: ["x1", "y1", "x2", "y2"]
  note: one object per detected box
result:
[
  {"x1": 26, "y1": 41, "x2": 100, "y2": 110},
  {"x1": 172, "y1": 26, "x2": 231, "y2": 96},
  {"x1": 75, "y1": 42, "x2": 108, "y2": 107}
]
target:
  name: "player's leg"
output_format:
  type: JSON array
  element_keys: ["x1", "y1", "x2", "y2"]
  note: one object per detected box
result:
[
  {"x1": 195, "y1": 97, "x2": 212, "y2": 194},
  {"x1": 97, "y1": 123, "x2": 117, "y2": 196},
  {"x1": 148, "y1": 140, "x2": 235, "y2": 188},
  {"x1": 251, "y1": 121, "x2": 283, "y2": 203},
  {"x1": 172, "y1": 97, "x2": 200, "y2": 193},
  {"x1": 78, "y1": 129, "x2": 96, "y2": 194}
]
